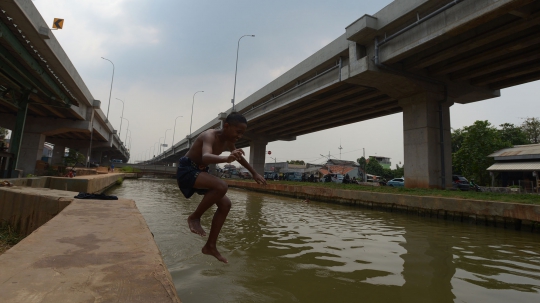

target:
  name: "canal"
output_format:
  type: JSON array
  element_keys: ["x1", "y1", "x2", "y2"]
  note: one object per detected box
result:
[{"x1": 107, "y1": 179, "x2": 540, "y2": 303}]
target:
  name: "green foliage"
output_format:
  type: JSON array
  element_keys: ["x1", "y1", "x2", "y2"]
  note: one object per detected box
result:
[
  {"x1": 366, "y1": 156, "x2": 384, "y2": 177},
  {"x1": 0, "y1": 223, "x2": 22, "y2": 254},
  {"x1": 451, "y1": 128, "x2": 465, "y2": 153},
  {"x1": 287, "y1": 160, "x2": 305, "y2": 165},
  {"x1": 521, "y1": 117, "x2": 540, "y2": 144},
  {"x1": 393, "y1": 164, "x2": 404, "y2": 179},
  {"x1": 64, "y1": 149, "x2": 85, "y2": 167},
  {"x1": 499, "y1": 123, "x2": 528, "y2": 145},
  {"x1": 0, "y1": 127, "x2": 7, "y2": 139},
  {"x1": 453, "y1": 120, "x2": 511, "y2": 186},
  {"x1": 116, "y1": 177, "x2": 124, "y2": 185},
  {"x1": 119, "y1": 166, "x2": 141, "y2": 173},
  {"x1": 357, "y1": 156, "x2": 366, "y2": 171}
]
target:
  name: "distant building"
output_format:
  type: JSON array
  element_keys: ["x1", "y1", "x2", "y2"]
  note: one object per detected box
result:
[
  {"x1": 370, "y1": 156, "x2": 391, "y2": 169},
  {"x1": 319, "y1": 159, "x2": 364, "y2": 180},
  {"x1": 487, "y1": 144, "x2": 540, "y2": 189}
]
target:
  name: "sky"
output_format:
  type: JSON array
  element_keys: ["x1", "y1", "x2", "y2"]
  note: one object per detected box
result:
[{"x1": 31, "y1": 0, "x2": 539, "y2": 167}]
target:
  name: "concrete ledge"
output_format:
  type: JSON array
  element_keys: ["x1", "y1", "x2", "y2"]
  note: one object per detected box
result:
[
  {"x1": 0, "y1": 194, "x2": 180, "y2": 302},
  {"x1": 226, "y1": 180, "x2": 540, "y2": 228},
  {"x1": 2, "y1": 173, "x2": 124, "y2": 194},
  {"x1": 0, "y1": 187, "x2": 73, "y2": 236}
]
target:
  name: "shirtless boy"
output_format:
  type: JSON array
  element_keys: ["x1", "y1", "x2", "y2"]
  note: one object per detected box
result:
[{"x1": 176, "y1": 112, "x2": 266, "y2": 263}]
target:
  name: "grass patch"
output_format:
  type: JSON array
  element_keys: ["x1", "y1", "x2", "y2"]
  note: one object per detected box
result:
[
  {"x1": 0, "y1": 224, "x2": 23, "y2": 255},
  {"x1": 234, "y1": 180, "x2": 540, "y2": 205},
  {"x1": 120, "y1": 166, "x2": 141, "y2": 173}
]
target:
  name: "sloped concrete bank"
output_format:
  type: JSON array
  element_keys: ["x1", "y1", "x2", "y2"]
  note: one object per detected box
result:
[
  {"x1": 0, "y1": 186, "x2": 181, "y2": 302},
  {"x1": 226, "y1": 180, "x2": 540, "y2": 232}
]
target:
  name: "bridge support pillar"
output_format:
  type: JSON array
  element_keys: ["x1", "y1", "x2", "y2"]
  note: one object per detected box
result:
[
  {"x1": 249, "y1": 139, "x2": 267, "y2": 176},
  {"x1": 400, "y1": 92, "x2": 452, "y2": 189},
  {"x1": 51, "y1": 143, "x2": 66, "y2": 165},
  {"x1": 17, "y1": 132, "x2": 46, "y2": 175}
]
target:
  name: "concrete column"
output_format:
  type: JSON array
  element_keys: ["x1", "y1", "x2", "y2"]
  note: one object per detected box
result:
[
  {"x1": 91, "y1": 150, "x2": 103, "y2": 165},
  {"x1": 249, "y1": 139, "x2": 267, "y2": 176},
  {"x1": 399, "y1": 92, "x2": 452, "y2": 189},
  {"x1": 17, "y1": 133, "x2": 46, "y2": 175},
  {"x1": 51, "y1": 144, "x2": 66, "y2": 165}
]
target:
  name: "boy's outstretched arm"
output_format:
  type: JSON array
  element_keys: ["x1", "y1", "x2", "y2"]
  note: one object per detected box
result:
[{"x1": 228, "y1": 144, "x2": 266, "y2": 185}]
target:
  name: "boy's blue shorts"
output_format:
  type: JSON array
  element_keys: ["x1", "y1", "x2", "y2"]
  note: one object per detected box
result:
[{"x1": 176, "y1": 157, "x2": 209, "y2": 198}]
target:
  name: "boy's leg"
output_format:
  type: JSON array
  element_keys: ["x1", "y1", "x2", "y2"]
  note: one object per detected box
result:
[
  {"x1": 202, "y1": 195, "x2": 231, "y2": 263},
  {"x1": 187, "y1": 172, "x2": 228, "y2": 236}
]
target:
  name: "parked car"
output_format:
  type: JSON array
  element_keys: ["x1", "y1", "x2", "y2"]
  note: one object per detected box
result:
[
  {"x1": 452, "y1": 175, "x2": 470, "y2": 191},
  {"x1": 387, "y1": 178, "x2": 405, "y2": 187},
  {"x1": 322, "y1": 173, "x2": 344, "y2": 183},
  {"x1": 264, "y1": 171, "x2": 278, "y2": 180},
  {"x1": 284, "y1": 172, "x2": 303, "y2": 181}
]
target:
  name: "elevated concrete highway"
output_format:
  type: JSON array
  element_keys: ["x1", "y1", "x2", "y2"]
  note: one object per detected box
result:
[
  {"x1": 148, "y1": 0, "x2": 540, "y2": 189},
  {"x1": 0, "y1": 0, "x2": 129, "y2": 177}
]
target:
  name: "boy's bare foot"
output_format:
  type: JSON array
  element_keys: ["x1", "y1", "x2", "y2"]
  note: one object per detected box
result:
[
  {"x1": 187, "y1": 216, "x2": 206, "y2": 236},
  {"x1": 202, "y1": 244, "x2": 228, "y2": 263}
]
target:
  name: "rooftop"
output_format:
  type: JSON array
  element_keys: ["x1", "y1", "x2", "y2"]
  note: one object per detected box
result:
[{"x1": 489, "y1": 144, "x2": 540, "y2": 161}]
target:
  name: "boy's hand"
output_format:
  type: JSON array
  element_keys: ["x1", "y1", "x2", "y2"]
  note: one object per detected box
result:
[
  {"x1": 226, "y1": 149, "x2": 245, "y2": 163},
  {"x1": 231, "y1": 149, "x2": 245, "y2": 159},
  {"x1": 253, "y1": 173, "x2": 267, "y2": 185}
]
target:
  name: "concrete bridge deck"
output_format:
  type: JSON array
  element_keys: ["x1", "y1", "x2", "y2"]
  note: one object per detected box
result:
[
  {"x1": 0, "y1": 0, "x2": 130, "y2": 177},
  {"x1": 147, "y1": 0, "x2": 540, "y2": 190}
]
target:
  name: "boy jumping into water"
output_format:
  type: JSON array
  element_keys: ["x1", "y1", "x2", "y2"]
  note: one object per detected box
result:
[{"x1": 176, "y1": 112, "x2": 266, "y2": 263}]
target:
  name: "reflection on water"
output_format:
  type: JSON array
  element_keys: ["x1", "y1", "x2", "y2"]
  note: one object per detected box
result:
[{"x1": 107, "y1": 179, "x2": 540, "y2": 303}]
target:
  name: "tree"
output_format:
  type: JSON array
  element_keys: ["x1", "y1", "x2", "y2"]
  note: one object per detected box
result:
[
  {"x1": 521, "y1": 117, "x2": 540, "y2": 144},
  {"x1": 453, "y1": 120, "x2": 511, "y2": 185},
  {"x1": 393, "y1": 164, "x2": 404, "y2": 178},
  {"x1": 365, "y1": 156, "x2": 384, "y2": 177},
  {"x1": 357, "y1": 157, "x2": 366, "y2": 178},
  {"x1": 499, "y1": 123, "x2": 528, "y2": 146},
  {"x1": 64, "y1": 149, "x2": 85, "y2": 167},
  {"x1": 451, "y1": 127, "x2": 465, "y2": 153},
  {"x1": 287, "y1": 160, "x2": 305, "y2": 165}
]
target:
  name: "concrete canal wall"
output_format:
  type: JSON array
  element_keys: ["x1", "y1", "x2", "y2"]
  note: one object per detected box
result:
[
  {"x1": 0, "y1": 174, "x2": 181, "y2": 302},
  {"x1": 1, "y1": 174, "x2": 124, "y2": 236},
  {"x1": 0, "y1": 188, "x2": 180, "y2": 302},
  {"x1": 226, "y1": 180, "x2": 540, "y2": 231}
]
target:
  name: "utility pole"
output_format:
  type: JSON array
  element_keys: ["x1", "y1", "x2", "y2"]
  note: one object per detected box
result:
[{"x1": 338, "y1": 140, "x2": 343, "y2": 159}]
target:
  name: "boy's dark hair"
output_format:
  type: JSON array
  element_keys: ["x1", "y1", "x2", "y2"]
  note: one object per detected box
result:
[{"x1": 225, "y1": 112, "x2": 247, "y2": 126}]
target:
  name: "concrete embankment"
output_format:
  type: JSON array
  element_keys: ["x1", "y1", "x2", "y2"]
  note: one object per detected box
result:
[
  {"x1": 1, "y1": 174, "x2": 125, "y2": 237},
  {"x1": 0, "y1": 187, "x2": 180, "y2": 302},
  {"x1": 226, "y1": 180, "x2": 540, "y2": 231}
]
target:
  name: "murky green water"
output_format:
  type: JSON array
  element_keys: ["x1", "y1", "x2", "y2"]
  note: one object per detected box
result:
[{"x1": 107, "y1": 179, "x2": 540, "y2": 303}]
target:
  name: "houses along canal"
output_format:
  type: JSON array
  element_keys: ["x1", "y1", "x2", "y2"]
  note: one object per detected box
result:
[{"x1": 107, "y1": 179, "x2": 540, "y2": 303}]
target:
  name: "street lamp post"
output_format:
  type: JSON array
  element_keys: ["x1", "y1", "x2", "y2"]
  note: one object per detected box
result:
[
  {"x1": 231, "y1": 34, "x2": 255, "y2": 111},
  {"x1": 101, "y1": 57, "x2": 115, "y2": 121},
  {"x1": 172, "y1": 115, "x2": 183, "y2": 154},
  {"x1": 120, "y1": 117, "x2": 129, "y2": 143},
  {"x1": 115, "y1": 98, "x2": 125, "y2": 137},
  {"x1": 163, "y1": 129, "x2": 171, "y2": 153},
  {"x1": 189, "y1": 91, "x2": 204, "y2": 140},
  {"x1": 158, "y1": 137, "x2": 164, "y2": 154}
]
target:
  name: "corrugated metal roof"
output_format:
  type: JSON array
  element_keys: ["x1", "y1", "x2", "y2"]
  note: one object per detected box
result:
[
  {"x1": 489, "y1": 144, "x2": 540, "y2": 158},
  {"x1": 487, "y1": 162, "x2": 540, "y2": 171}
]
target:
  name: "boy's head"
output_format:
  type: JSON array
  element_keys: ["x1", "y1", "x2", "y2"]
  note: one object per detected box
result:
[{"x1": 223, "y1": 112, "x2": 247, "y2": 142}]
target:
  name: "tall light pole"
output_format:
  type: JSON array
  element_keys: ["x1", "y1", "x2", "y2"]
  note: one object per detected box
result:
[
  {"x1": 163, "y1": 129, "x2": 171, "y2": 153},
  {"x1": 172, "y1": 115, "x2": 182, "y2": 154},
  {"x1": 231, "y1": 34, "x2": 255, "y2": 111},
  {"x1": 115, "y1": 98, "x2": 125, "y2": 137},
  {"x1": 101, "y1": 57, "x2": 115, "y2": 121},
  {"x1": 158, "y1": 137, "x2": 164, "y2": 154},
  {"x1": 189, "y1": 91, "x2": 204, "y2": 139},
  {"x1": 120, "y1": 117, "x2": 129, "y2": 143}
]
